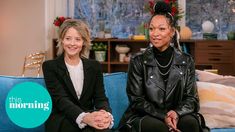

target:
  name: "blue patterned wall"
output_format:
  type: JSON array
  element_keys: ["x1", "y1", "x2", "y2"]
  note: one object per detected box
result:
[
  {"x1": 74, "y1": 0, "x2": 150, "y2": 38},
  {"x1": 73, "y1": 0, "x2": 235, "y2": 39},
  {"x1": 186, "y1": 0, "x2": 235, "y2": 39}
]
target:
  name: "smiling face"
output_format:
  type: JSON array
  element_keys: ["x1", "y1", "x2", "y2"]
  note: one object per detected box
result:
[
  {"x1": 149, "y1": 15, "x2": 175, "y2": 51},
  {"x1": 62, "y1": 27, "x2": 84, "y2": 58}
]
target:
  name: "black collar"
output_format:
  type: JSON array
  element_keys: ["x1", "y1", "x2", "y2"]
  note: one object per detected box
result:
[{"x1": 143, "y1": 45, "x2": 186, "y2": 67}]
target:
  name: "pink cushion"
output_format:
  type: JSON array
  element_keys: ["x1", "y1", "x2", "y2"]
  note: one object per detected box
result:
[{"x1": 196, "y1": 70, "x2": 223, "y2": 81}]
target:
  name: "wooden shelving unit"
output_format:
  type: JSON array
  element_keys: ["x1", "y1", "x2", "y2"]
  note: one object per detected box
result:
[
  {"x1": 91, "y1": 39, "x2": 149, "y2": 73},
  {"x1": 53, "y1": 39, "x2": 235, "y2": 75}
]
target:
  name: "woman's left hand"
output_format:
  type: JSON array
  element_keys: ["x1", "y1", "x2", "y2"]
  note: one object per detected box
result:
[
  {"x1": 94, "y1": 110, "x2": 112, "y2": 129},
  {"x1": 165, "y1": 110, "x2": 180, "y2": 132}
]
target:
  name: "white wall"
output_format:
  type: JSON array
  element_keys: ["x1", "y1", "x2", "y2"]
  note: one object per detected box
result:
[
  {"x1": 0, "y1": 0, "x2": 68, "y2": 76},
  {"x1": 178, "y1": 0, "x2": 186, "y2": 27},
  {"x1": 45, "y1": 0, "x2": 68, "y2": 61},
  {"x1": 0, "y1": 0, "x2": 46, "y2": 76}
]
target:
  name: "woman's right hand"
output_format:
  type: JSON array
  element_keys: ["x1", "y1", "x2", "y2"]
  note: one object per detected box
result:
[{"x1": 165, "y1": 110, "x2": 180, "y2": 132}]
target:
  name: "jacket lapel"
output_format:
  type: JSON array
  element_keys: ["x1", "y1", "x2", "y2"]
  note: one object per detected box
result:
[
  {"x1": 166, "y1": 48, "x2": 187, "y2": 96},
  {"x1": 79, "y1": 58, "x2": 91, "y2": 99},
  {"x1": 143, "y1": 46, "x2": 166, "y2": 91},
  {"x1": 56, "y1": 55, "x2": 79, "y2": 102}
]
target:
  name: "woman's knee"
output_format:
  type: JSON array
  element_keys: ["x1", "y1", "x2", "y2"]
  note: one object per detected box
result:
[
  {"x1": 141, "y1": 116, "x2": 168, "y2": 132},
  {"x1": 178, "y1": 114, "x2": 200, "y2": 132}
]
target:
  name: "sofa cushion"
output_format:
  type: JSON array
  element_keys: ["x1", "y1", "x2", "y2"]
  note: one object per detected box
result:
[
  {"x1": 197, "y1": 81, "x2": 235, "y2": 129},
  {"x1": 196, "y1": 70, "x2": 224, "y2": 81},
  {"x1": 196, "y1": 70, "x2": 235, "y2": 85},
  {"x1": 103, "y1": 72, "x2": 129, "y2": 129},
  {"x1": 0, "y1": 75, "x2": 45, "y2": 132}
]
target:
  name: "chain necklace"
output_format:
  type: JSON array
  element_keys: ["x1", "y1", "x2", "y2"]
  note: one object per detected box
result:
[
  {"x1": 156, "y1": 53, "x2": 174, "y2": 76},
  {"x1": 158, "y1": 66, "x2": 172, "y2": 76},
  {"x1": 155, "y1": 53, "x2": 174, "y2": 68}
]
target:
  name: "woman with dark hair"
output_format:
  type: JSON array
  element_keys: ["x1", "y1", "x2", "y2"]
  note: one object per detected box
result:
[{"x1": 119, "y1": 1, "x2": 200, "y2": 132}]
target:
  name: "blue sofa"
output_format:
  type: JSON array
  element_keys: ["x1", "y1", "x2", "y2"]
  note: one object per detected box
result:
[{"x1": 0, "y1": 73, "x2": 234, "y2": 132}]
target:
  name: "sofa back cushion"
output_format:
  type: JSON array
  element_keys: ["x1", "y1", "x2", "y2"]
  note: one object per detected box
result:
[{"x1": 103, "y1": 72, "x2": 129, "y2": 129}]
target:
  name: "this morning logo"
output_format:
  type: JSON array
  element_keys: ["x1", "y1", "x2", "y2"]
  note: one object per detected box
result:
[{"x1": 5, "y1": 82, "x2": 52, "y2": 128}]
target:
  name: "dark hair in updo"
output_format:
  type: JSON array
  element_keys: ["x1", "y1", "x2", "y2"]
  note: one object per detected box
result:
[
  {"x1": 149, "y1": 1, "x2": 181, "y2": 51},
  {"x1": 153, "y1": 1, "x2": 175, "y2": 27}
]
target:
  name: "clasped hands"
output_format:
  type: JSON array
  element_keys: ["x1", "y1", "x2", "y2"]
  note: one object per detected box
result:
[
  {"x1": 82, "y1": 109, "x2": 112, "y2": 130},
  {"x1": 164, "y1": 110, "x2": 181, "y2": 132}
]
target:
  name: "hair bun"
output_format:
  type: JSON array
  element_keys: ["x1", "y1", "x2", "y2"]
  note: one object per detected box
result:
[{"x1": 154, "y1": 1, "x2": 171, "y2": 14}]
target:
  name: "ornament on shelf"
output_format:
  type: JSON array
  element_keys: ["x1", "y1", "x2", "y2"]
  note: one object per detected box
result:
[
  {"x1": 202, "y1": 21, "x2": 214, "y2": 33},
  {"x1": 179, "y1": 26, "x2": 192, "y2": 40},
  {"x1": 115, "y1": 45, "x2": 130, "y2": 62},
  {"x1": 202, "y1": 20, "x2": 218, "y2": 39}
]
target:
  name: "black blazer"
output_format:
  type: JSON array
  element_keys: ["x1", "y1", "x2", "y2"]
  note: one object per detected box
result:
[{"x1": 42, "y1": 54, "x2": 111, "y2": 132}]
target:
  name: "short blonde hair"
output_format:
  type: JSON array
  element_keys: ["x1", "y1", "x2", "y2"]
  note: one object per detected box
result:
[{"x1": 57, "y1": 19, "x2": 91, "y2": 58}]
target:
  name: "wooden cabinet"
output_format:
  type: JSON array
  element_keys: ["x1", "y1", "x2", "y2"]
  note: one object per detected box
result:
[
  {"x1": 193, "y1": 40, "x2": 235, "y2": 75},
  {"x1": 53, "y1": 39, "x2": 235, "y2": 75}
]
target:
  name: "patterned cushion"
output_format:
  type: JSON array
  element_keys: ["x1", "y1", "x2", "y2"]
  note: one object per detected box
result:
[{"x1": 197, "y1": 81, "x2": 235, "y2": 128}]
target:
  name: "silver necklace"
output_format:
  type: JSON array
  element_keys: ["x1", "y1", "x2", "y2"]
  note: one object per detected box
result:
[
  {"x1": 158, "y1": 66, "x2": 172, "y2": 76},
  {"x1": 155, "y1": 53, "x2": 174, "y2": 68}
]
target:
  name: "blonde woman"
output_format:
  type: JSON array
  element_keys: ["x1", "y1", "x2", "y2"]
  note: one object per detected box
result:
[{"x1": 43, "y1": 19, "x2": 113, "y2": 132}]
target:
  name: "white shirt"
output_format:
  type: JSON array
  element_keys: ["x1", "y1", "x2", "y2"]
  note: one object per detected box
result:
[
  {"x1": 65, "y1": 60, "x2": 114, "y2": 129},
  {"x1": 65, "y1": 60, "x2": 84, "y2": 99}
]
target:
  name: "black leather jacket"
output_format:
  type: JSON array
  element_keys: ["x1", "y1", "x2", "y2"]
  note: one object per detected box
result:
[{"x1": 120, "y1": 45, "x2": 199, "y2": 126}]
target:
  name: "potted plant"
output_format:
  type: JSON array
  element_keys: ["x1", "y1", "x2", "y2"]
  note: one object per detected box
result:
[
  {"x1": 227, "y1": 31, "x2": 235, "y2": 40},
  {"x1": 92, "y1": 42, "x2": 107, "y2": 62}
]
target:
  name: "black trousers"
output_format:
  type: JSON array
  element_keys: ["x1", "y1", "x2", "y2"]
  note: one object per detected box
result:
[{"x1": 132, "y1": 114, "x2": 200, "y2": 132}]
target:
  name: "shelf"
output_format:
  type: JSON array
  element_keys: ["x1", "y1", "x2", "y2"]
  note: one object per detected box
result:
[
  {"x1": 110, "y1": 62, "x2": 129, "y2": 65},
  {"x1": 100, "y1": 62, "x2": 109, "y2": 65},
  {"x1": 91, "y1": 38, "x2": 110, "y2": 42}
]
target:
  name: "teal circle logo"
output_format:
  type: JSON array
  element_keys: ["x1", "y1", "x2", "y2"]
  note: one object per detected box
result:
[{"x1": 5, "y1": 82, "x2": 52, "y2": 128}]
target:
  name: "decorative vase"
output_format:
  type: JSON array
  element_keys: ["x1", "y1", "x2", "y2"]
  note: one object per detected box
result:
[
  {"x1": 95, "y1": 51, "x2": 106, "y2": 62},
  {"x1": 180, "y1": 26, "x2": 192, "y2": 40},
  {"x1": 115, "y1": 45, "x2": 130, "y2": 62},
  {"x1": 202, "y1": 21, "x2": 214, "y2": 33}
]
